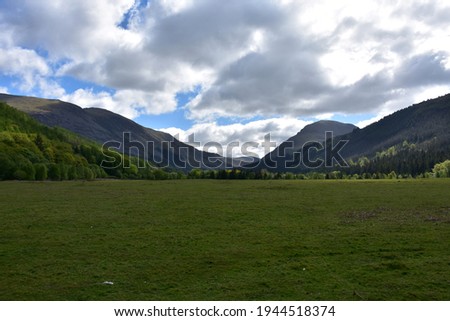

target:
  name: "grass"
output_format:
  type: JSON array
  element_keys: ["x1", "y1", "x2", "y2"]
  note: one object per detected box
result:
[{"x1": 0, "y1": 179, "x2": 449, "y2": 300}]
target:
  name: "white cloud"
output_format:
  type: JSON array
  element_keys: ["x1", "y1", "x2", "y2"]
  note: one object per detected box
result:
[
  {"x1": 355, "y1": 84, "x2": 450, "y2": 128},
  {"x1": 61, "y1": 88, "x2": 178, "y2": 119},
  {"x1": 0, "y1": 47, "x2": 49, "y2": 91},
  {"x1": 60, "y1": 85, "x2": 177, "y2": 118},
  {"x1": 314, "y1": 113, "x2": 334, "y2": 121},
  {"x1": 160, "y1": 117, "x2": 312, "y2": 157},
  {"x1": 412, "y1": 85, "x2": 450, "y2": 104},
  {"x1": 0, "y1": 0, "x2": 138, "y2": 61},
  {"x1": 156, "y1": 0, "x2": 194, "y2": 15},
  {"x1": 0, "y1": 0, "x2": 449, "y2": 132},
  {"x1": 61, "y1": 89, "x2": 124, "y2": 114},
  {"x1": 183, "y1": 0, "x2": 450, "y2": 120},
  {"x1": 356, "y1": 114, "x2": 385, "y2": 129},
  {"x1": 37, "y1": 78, "x2": 66, "y2": 98}
]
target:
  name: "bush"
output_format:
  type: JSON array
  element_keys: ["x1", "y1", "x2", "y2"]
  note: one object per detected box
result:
[
  {"x1": 34, "y1": 163, "x2": 48, "y2": 180},
  {"x1": 17, "y1": 160, "x2": 35, "y2": 180},
  {"x1": 13, "y1": 169, "x2": 28, "y2": 180},
  {"x1": 0, "y1": 153, "x2": 15, "y2": 180},
  {"x1": 432, "y1": 160, "x2": 450, "y2": 178},
  {"x1": 83, "y1": 167, "x2": 95, "y2": 181},
  {"x1": 388, "y1": 171, "x2": 397, "y2": 179},
  {"x1": 48, "y1": 164, "x2": 61, "y2": 180}
]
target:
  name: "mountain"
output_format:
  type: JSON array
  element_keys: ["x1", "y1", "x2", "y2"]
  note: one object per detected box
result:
[
  {"x1": 338, "y1": 94, "x2": 450, "y2": 159},
  {"x1": 248, "y1": 94, "x2": 450, "y2": 174},
  {"x1": 0, "y1": 93, "x2": 232, "y2": 171},
  {"x1": 0, "y1": 101, "x2": 186, "y2": 180},
  {"x1": 2, "y1": 92, "x2": 449, "y2": 176},
  {"x1": 0, "y1": 101, "x2": 108, "y2": 180},
  {"x1": 282, "y1": 120, "x2": 358, "y2": 150},
  {"x1": 336, "y1": 94, "x2": 450, "y2": 176},
  {"x1": 247, "y1": 120, "x2": 357, "y2": 171}
]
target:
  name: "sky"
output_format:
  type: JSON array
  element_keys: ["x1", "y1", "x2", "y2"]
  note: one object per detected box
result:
[{"x1": 1, "y1": 0, "x2": 450, "y2": 157}]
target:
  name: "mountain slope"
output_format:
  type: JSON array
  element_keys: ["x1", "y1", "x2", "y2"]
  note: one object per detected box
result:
[
  {"x1": 2, "y1": 92, "x2": 449, "y2": 175},
  {"x1": 273, "y1": 120, "x2": 357, "y2": 156},
  {"x1": 252, "y1": 94, "x2": 450, "y2": 174},
  {"x1": 248, "y1": 120, "x2": 357, "y2": 171},
  {"x1": 0, "y1": 101, "x2": 185, "y2": 180},
  {"x1": 0, "y1": 101, "x2": 109, "y2": 180},
  {"x1": 0, "y1": 94, "x2": 232, "y2": 171},
  {"x1": 339, "y1": 94, "x2": 450, "y2": 159}
]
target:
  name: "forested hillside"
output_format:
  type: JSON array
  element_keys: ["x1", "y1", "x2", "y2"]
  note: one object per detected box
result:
[
  {"x1": 248, "y1": 94, "x2": 450, "y2": 176},
  {"x1": 0, "y1": 93, "x2": 234, "y2": 171},
  {"x1": 0, "y1": 102, "x2": 174, "y2": 180},
  {"x1": 340, "y1": 93, "x2": 450, "y2": 159}
]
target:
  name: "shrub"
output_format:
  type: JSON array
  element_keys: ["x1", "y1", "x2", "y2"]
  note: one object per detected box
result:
[{"x1": 34, "y1": 163, "x2": 48, "y2": 180}]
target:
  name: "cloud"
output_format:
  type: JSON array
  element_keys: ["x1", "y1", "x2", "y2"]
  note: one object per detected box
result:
[
  {"x1": 0, "y1": 0, "x2": 138, "y2": 61},
  {"x1": 185, "y1": 0, "x2": 450, "y2": 120},
  {"x1": 356, "y1": 83, "x2": 450, "y2": 128},
  {"x1": 399, "y1": 0, "x2": 450, "y2": 28},
  {"x1": 315, "y1": 113, "x2": 334, "y2": 121},
  {"x1": 160, "y1": 117, "x2": 312, "y2": 157},
  {"x1": 394, "y1": 52, "x2": 450, "y2": 88},
  {"x1": 0, "y1": 0, "x2": 449, "y2": 128},
  {"x1": 144, "y1": 0, "x2": 283, "y2": 66},
  {"x1": 61, "y1": 88, "x2": 178, "y2": 119},
  {"x1": 188, "y1": 47, "x2": 331, "y2": 119},
  {"x1": 0, "y1": 47, "x2": 49, "y2": 91}
]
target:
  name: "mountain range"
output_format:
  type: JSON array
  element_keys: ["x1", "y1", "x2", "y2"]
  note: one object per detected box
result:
[
  {"x1": 1, "y1": 92, "x2": 449, "y2": 175},
  {"x1": 0, "y1": 93, "x2": 235, "y2": 171},
  {"x1": 248, "y1": 94, "x2": 450, "y2": 172}
]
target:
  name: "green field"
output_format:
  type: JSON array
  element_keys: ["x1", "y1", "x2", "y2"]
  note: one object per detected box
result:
[{"x1": 0, "y1": 179, "x2": 449, "y2": 300}]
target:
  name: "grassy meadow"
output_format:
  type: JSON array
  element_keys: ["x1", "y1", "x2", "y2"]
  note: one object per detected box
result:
[{"x1": 0, "y1": 179, "x2": 449, "y2": 300}]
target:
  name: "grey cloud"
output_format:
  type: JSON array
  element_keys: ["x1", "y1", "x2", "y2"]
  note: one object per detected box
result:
[
  {"x1": 399, "y1": 1, "x2": 450, "y2": 27},
  {"x1": 196, "y1": 52, "x2": 329, "y2": 114},
  {"x1": 330, "y1": 17, "x2": 416, "y2": 57},
  {"x1": 190, "y1": 27, "x2": 332, "y2": 117},
  {"x1": 394, "y1": 52, "x2": 450, "y2": 88},
  {"x1": 313, "y1": 72, "x2": 396, "y2": 115},
  {"x1": 145, "y1": 0, "x2": 284, "y2": 67},
  {"x1": 314, "y1": 51, "x2": 450, "y2": 115},
  {"x1": 0, "y1": 1, "x2": 114, "y2": 59},
  {"x1": 97, "y1": 52, "x2": 170, "y2": 92},
  {"x1": 58, "y1": 1, "x2": 286, "y2": 96},
  {"x1": 190, "y1": 1, "x2": 450, "y2": 119},
  {"x1": 1, "y1": 0, "x2": 450, "y2": 121},
  {"x1": 62, "y1": 48, "x2": 170, "y2": 92}
]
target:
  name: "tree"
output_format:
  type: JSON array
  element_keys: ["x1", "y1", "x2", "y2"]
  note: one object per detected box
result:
[
  {"x1": 388, "y1": 171, "x2": 397, "y2": 179},
  {"x1": 34, "y1": 163, "x2": 48, "y2": 180},
  {"x1": 432, "y1": 160, "x2": 450, "y2": 178},
  {"x1": 34, "y1": 134, "x2": 45, "y2": 152},
  {"x1": 0, "y1": 153, "x2": 15, "y2": 180},
  {"x1": 153, "y1": 169, "x2": 168, "y2": 180},
  {"x1": 83, "y1": 166, "x2": 95, "y2": 181},
  {"x1": 13, "y1": 160, "x2": 35, "y2": 180},
  {"x1": 48, "y1": 164, "x2": 61, "y2": 180},
  {"x1": 188, "y1": 169, "x2": 202, "y2": 179}
]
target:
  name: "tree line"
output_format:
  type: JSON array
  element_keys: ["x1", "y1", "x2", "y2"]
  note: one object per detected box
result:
[{"x1": 185, "y1": 159, "x2": 449, "y2": 180}]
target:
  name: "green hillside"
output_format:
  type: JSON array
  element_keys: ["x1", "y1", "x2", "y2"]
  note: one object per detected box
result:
[
  {"x1": 0, "y1": 93, "x2": 234, "y2": 171},
  {"x1": 0, "y1": 102, "x2": 172, "y2": 180}
]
